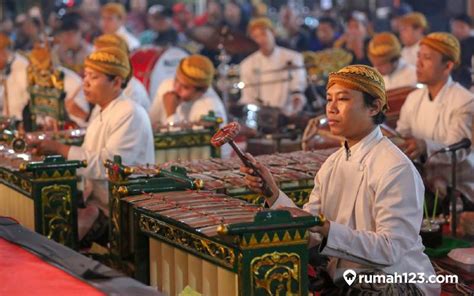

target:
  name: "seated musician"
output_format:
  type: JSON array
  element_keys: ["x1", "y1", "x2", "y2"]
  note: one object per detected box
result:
[
  {"x1": 239, "y1": 17, "x2": 307, "y2": 117},
  {"x1": 32, "y1": 47, "x2": 155, "y2": 243},
  {"x1": 100, "y1": 3, "x2": 140, "y2": 52},
  {"x1": 0, "y1": 33, "x2": 29, "y2": 119},
  {"x1": 368, "y1": 32, "x2": 417, "y2": 90},
  {"x1": 241, "y1": 65, "x2": 439, "y2": 294},
  {"x1": 26, "y1": 43, "x2": 90, "y2": 128},
  {"x1": 399, "y1": 12, "x2": 428, "y2": 67},
  {"x1": 148, "y1": 54, "x2": 227, "y2": 126},
  {"x1": 93, "y1": 33, "x2": 150, "y2": 111},
  {"x1": 397, "y1": 32, "x2": 474, "y2": 212}
]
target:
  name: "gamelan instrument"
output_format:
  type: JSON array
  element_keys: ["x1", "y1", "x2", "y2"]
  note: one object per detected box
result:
[
  {"x1": 131, "y1": 190, "x2": 324, "y2": 295},
  {"x1": 0, "y1": 150, "x2": 86, "y2": 249},
  {"x1": 153, "y1": 112, "x2": 223, "y2": 164},
  {"x1": 105, "y1": 148, "x2": 335, "y2": 263}
]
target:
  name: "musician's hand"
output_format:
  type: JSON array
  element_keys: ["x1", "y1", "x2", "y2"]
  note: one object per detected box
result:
[
  {"x1": 32, "y1": 139, "x2": 70, "y2": 157},
  {"x1": 277, "y1": 206, "x2": 331, "y2": 237},
  {"x1": 459, "y1": 212, "x2": 474, "y2": 237},
  {"x1": 240, "y1": 153, "x2": 279, "y2": 204},
  {"x1": 277, "y1": 206, "x2": 311, "y2": 217},
  {"x1": 163, "y1": 91, "x2": 180, "y2": 117},
  {"x1": 427, "y1": 176, "x2": 448, "y2": 199},
  {"x1": 302, "y1": 117, "x2": 320, "y2": 150},
  {"x1": 399, "y1": 137, "x2": 426, "y2": 160},
  {"x1": 291, "y1": 94, "x2": 304, "y2": 114}
]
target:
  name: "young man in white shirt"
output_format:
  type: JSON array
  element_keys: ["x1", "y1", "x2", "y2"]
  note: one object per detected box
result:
[
  {"x1": 100, "y1": 3, "x2": 140, "y2": 51},
  {"x1": 239, "y1": 17, "x2": 307, "y2": 117},
  {"x1": 0, "y1": 33, "x2": 29, "y2": 119},
  {"x1": 148, "y1": 54, "x2": 227, "y2": 126},
  {"x1": 397, "y1": 32, "x2": 474, "y2": 211},
  {"x1": 399, "y1": 12, "x2": 428, "y2": 67},
  {"x1": 93, "y1": 33, "x2": 150, "y2": 111},
  {"x1": 32, "y1": 47, "x2": 155, "y2": 242},
  {"x1": 241, "y1": 65, "x2": 439, "y2": 295},
  {"x1": 368, "y1": 32, "x2": 417, "y2": 90}
]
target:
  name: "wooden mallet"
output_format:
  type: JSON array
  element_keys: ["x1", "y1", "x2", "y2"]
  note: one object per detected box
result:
[{"x1": 211, "y1": 122, "x2": 274, "y2": 197}]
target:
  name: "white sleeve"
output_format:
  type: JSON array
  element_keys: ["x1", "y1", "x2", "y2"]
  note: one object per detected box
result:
[
  {"x1": 271, "y1": 173, "x2": 323, "y2": 246},
  {"x1": 320, "y1": 164, "x2": 424, "y2": 268},
  {"x1": 396, "y1": 92, "x2": 415, "y2": 137},
  {"x1": 425, "y1": 99, "x2": 474, "y2": 164},
  {"x1": 148, "y1": 80, "x2": 170, "y2": 126},
  {"x1": 68, "y1": 109, "x2": 152, "y2": 179}
]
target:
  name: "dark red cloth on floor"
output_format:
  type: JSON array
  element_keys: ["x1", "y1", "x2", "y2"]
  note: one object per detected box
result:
[{"x1": 0, "y1": 238, "x2": 104, "y2": 296}]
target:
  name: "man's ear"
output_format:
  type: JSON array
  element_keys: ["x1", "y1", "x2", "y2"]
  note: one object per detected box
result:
[
  {"x1": 369, "y1": 98, "x2": 383, "y2": 116},
  {"x1": 445, "y1": 60, "x2": 455, "y2": 73},
  {"x1": 113, "y1": 76, "x2": 123, "y2": 89}
]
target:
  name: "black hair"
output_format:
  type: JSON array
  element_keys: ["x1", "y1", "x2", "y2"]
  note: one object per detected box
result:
[
  {"x1": 452, "y1": 14, "x2": 472, "y2": 27},
  {"x1": 362, "y1": 92, "x2": 386, "y2": 124},
  {"x1": 195, "y1": 85, "x2": 208, "y2": 93},
  {"x1": 106, "y1": 74, "x2": 128, "y2": 89},
  {"x1": 318, "y1": 16, "x2": 338, "y2": 29},
  {"x1": 58, "y1": 12, "x2": 81, "y2": 31}
]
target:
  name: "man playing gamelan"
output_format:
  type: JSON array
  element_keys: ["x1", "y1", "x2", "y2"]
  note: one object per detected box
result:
[
  {"x1": 32, "y1": 47, "x2": 155, "y2": 241},
  {"x1": 368, "y1": 32, "x2": 417, "y2": 90},
  {"x1": 148, "y1": 54, "x2": 227, "y2": 126},
  {"x1": 241, "y1": 65, "x2": 439, "y2": 295},
  {"x1": 93, "y1": 33, "x2": 150, "y2": 111},
  {"x1": 399, "y1": 12, "x2": 428, "y2": 67},
  {"x1": 0, "y1": 33, "x2": 29, "y2": 119},
  {"x1": 397, "y1": 32, "x2": 474, "y2": 211},
  {"x1": 239, "y1": 17, "x2": 307, "y2": 116}
]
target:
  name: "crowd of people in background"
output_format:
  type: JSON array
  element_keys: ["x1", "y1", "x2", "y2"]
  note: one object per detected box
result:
[{"x1": 0, "y1": 1, "x2": 471, "y2": 90}]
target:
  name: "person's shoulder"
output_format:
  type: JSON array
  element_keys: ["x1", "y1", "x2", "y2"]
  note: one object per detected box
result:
[
  {"x1": 450, "y1": 81, "x2": 474, "y2": 101},
  {"x1": 370, "y1": 138, "x2": 415, "y2": 173},
  {"x1": 197, "y1": 89, "x2": 223, "y2": 105},
  {"x1": 240, "y1": 51, "x2": 259, "y2": 67},
  {"x1": 403, "y1": 85, "x2": 424, "y2": 104},
  {"x1": 114, "y1": 96, "x2": 150, "y2": 118},
  {"x1": 12, "y1": 52, "x2": 29, "y2": 69},
  {"x1": 130, "y1": 77, "x2": 148, "y2": 92},
  {"x1": 278, "y1": 46, "x2": 302, "y2": 58}
]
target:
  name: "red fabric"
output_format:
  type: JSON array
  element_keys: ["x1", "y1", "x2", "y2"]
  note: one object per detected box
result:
[{"x1": 0, "y1": 238, "x2": 104, "y2": 296}]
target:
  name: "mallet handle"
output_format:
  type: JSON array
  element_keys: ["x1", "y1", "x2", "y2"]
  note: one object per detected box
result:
[{"x1": 228, "y1": 140, "x2": 274, "y2": 197}]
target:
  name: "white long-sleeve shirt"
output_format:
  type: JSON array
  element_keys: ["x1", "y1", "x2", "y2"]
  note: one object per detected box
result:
[
  {"x1": 68, "y1": 94, "x2": 155, "y2": 214},
  {"x1": 0, "y1": 53, "x2": 29, "y2": 119},
  {"x1": 397, "y1": 77, "x2": 474, "y2": 203},
  {"x1": 239, "y1": 46, "x2": 307, "y2": 116},
  {"x1": 271, "y1": 127, "x2": 439, "y2": 295},
  {"x1": 124, "y1": 77, "x2": 151, "y2": 110},
  {"x1": 148, "y1": 78, "x2": 227, "y2": 126},
  {"x1": 148, "y1": 46, "x2": 189, "y2": 100},
  {"x1": 383, "y1": 58, "x2": 417, "y2": 90},
  {"x1": 401, "y1": 41, "x2": 420, "y2": 67}
]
